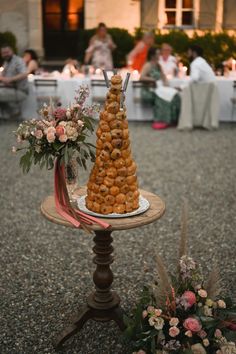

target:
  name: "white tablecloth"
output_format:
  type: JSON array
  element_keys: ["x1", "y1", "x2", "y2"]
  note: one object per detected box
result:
[{"x1": 22, "y1": 75, "x2": 235, "y2": 121}]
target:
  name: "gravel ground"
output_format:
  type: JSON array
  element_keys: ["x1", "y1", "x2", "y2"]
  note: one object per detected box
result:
[{"x1": 0, "y1": 120, "x2": 235, "y2": 354}]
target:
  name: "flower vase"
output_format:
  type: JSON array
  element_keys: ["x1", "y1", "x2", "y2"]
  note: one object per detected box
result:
[{"x1": 65, "y1": 157, "x2": 79, "y2": 202}]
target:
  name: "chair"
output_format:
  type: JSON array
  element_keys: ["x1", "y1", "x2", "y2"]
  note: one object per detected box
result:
[
  {"x1": 34, "y1": 79, "x2": 60, "y2": 109},
  {"x1": 91, "y1": 79, "x2": 107, "y2": 104},
  {"x1": 0, "y1": 83, "x2": 26, "y2": 120},
  {"x1": 132, "y1": 80, "x2": 156, "y2": 104},
  {"x1": 230, "y1": 80, "x2": 236, "y2": 120},
  {"x1": 178, "y1": 82, "x2": 219, "y2": 130}
]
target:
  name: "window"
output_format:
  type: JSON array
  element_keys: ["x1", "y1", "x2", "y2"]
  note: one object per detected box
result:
[
  {"x1": 164, "y1": 0, "x2": 194, "y2": 27},
  {"x1": 43, "y1": 0, "x2": 84, "y2": 31}
]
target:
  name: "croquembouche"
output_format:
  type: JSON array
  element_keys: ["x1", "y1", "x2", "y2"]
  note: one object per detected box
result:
[{"x1": 85, "y1": 74, "x2": 140, "y2": 215}]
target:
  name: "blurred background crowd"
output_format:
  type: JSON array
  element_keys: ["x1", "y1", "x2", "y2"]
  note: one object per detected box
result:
[{"x1": 0, "y1": 0, "x2": 236, "y2": 129}]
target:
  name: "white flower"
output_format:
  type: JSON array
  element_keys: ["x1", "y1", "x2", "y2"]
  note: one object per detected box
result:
[
  {"x1": 198, "y1": 289, "x2": 208, "y2": 298},
  {"x1": 203, "y1": 305, "x2": 213, "y2": 317},
  {"x1": 153, "y1": 317, "x2": 164, "y2": 330},
  {"x1": 219, "y1": 342, "x2": 236, "y2": 354},
  {"x1": 191, "y1": 343, "x2": 207, "y2": 354},
  {"x1": 169, "y1": 317, "x2": 179, "y2": 326},
  {"x1": 217, "y1": 300, "x2": 226, "y2": 309},
  {"x1": 148, "y1": 316, "x2": 164, "y2": 330},
  {"x1": 185, "y1": 330, "x2": 193, "y2": 337},
  {"x1": 203, "y1": 339, "x2": 210, "y2": 347},
  {"x1": 12, "y1": 146, "x2": 17, "y2": 153},
  {"x1": 66, "y1": 109, "x2": 71, "y2": 118}
]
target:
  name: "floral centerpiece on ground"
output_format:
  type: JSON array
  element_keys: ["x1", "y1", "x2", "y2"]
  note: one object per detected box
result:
[
  {"x1": 13, "y1": 85, "x2": 97, "y2": 173},
  {"x1": 124, "y1": 205, "x2": 236, "y2": 354}
]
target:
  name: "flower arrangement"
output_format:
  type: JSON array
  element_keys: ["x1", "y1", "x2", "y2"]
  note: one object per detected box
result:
[
  {"x1": 13, "y1": 85, "x2": 98, "y2": 173},
  {"x1": 124, "y1": 204, "x2": 236, "y2": 354}
]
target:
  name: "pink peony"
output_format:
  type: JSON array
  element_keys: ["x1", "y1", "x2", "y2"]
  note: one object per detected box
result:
[
  {"x1": 169, "y1": 326, "x2": 180, "y2": 337},
  {"x1": 183, "y1": 317, "x2": 202, "y2": 332},
  {"x1": 47, "y1": 132, "x2": 55, "y2": 143},
  {"x1": 55, "y1": 125, "x2": 65, "y2": 137},
  {"x1": 59, "y1": 134, "x2": 68, "y2": 143},
  {"x1": 35, "y1": 129, "x2": 43, "y2": 139},
  {"x1": 182, "y1": 291, "x2": 197, "y2": 307}
]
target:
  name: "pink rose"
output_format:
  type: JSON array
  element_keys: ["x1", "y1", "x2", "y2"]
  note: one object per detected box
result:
[
  {"x1": 55, "y1": 125, "x2": 65, "y2": 137},
  {"x1": 35, "y1": 129, "x2": 43, "y2": 139},
  {"x1": 47, "y1": 132, "x2": 55, "y2": 143},
  {"x1": 183, "y1": 317, "x2": 202, "y2": 332},
  {"x1": 169, "y1": 326, "x2": 180, "y2": 337},
  {"x1": 182, "y1": 291, "x2": 197, "y2": 307},
  {"x1": 59, "y1": 134, "x2": 68, "y2": 143}
]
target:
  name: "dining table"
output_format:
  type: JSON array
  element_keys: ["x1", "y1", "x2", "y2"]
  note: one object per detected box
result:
[{"x1": 21, "y1": 72, "x2": 236, "y2": 122}]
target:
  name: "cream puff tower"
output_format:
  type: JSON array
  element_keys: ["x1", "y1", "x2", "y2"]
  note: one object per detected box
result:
[{"x1": 85, "y1": 73, "x2": 140, "y2": 215}]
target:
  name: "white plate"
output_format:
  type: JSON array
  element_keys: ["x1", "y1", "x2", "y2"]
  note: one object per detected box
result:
[{"x1": 77, "y1": 195, "x2": 150, "y2": 218}]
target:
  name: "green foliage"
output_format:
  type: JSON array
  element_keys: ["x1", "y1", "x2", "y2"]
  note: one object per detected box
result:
[
  {"x1": 190, "y1": 32, "x2": 236, "y2": 69},
  {"x1": 108, "y1": 28, "x2": 134, "y2": 67}
]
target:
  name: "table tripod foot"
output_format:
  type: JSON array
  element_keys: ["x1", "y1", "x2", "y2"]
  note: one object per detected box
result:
[
  {"x1": 54, "y1": 305, "x2": 126, "y2": 350},
  {"x1": 54, "y1": 306, "x2": 93, "y2": 350}
]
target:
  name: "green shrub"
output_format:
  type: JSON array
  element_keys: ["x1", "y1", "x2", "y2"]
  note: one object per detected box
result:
[
  {"x1": 108, "y1": 28, "x2": 134, "y2": 67},
  {"x1": 190, "y1": 31, "x2": 236, "y2": 69}
]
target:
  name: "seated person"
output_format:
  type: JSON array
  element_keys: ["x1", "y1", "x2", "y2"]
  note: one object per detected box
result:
[
  {"x1": 0, "y1": 44, "x2": 29, "y2": 120},
  {"x1": 159, "y1": 43, "x2": 178, "y2": 77},
  {"x1": 62, "y1": 58, "x2": 79, "y2": 76},
  {"x1": 188, "y1": 45, "x2": 215, "y2": 83},
  {"x1": 140, "y1": 47, "x2": 180, "y2": 130},
  {"x1": 23, "y1": 49, "x2": 39, "y2": 74}
]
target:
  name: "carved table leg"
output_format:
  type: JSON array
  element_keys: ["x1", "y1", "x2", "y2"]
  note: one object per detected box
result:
[{"x1": 54, "y1": 230, "x2": 126, "y2": 350}]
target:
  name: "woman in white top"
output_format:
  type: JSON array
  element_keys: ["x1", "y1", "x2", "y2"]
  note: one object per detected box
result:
[
  {"x1": 159, "y1": 43, "x2": 178, "y2": 77},
  {"x1": 84, "y1": 23, "x2": 116, "y2": 70}
]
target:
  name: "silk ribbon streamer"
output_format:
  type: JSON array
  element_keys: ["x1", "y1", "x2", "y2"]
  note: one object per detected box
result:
[{"x1": 54, "y1": 158, "x2": 110, "y2": 231}]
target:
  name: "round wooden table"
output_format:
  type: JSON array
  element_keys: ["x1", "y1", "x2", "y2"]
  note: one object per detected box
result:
[{"x1": 41, "y1": 187, "x2": 165, "y2": 350}]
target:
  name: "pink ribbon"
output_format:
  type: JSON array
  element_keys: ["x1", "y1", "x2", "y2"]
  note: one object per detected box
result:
[{"x1": 54, "y1": 158, "x2": 110, "y2": 230}]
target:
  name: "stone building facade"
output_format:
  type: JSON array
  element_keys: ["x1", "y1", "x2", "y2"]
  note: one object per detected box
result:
[{"x1": 0, "y1": 0, "x2": 235, "y2": 58}]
